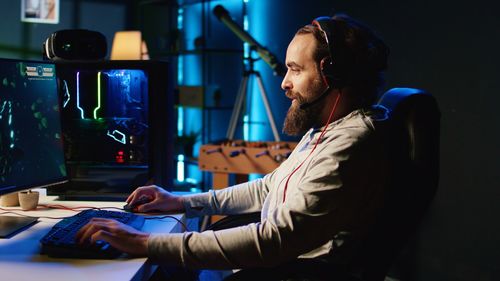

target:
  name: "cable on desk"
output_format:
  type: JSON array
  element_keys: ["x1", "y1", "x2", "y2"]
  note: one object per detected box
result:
[
  {"x1": 0, "y1": 211, "x2": 74, "y2": 220},
  {"x1": 38, "y1": 204, "x2": 124, "y2": 212},
  {"x1": 1, "y1": 206, "x2": 125, "y2": 220},
  {"x1": 145, "y1": 215, "x2": 189, "y2": 232}
]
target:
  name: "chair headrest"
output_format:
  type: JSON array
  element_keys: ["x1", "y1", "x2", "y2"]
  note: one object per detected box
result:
[
  {"x1": 377, "y1": 87, "x2": 441, "y2": 165},
  {"x1": 378, "y1": 87, "x2": 439, "y2": 117}
]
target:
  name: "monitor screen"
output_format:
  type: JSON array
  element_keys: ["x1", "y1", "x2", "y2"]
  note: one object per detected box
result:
[{"x1": 0, "y1": 58, "x2": 67, "y2": 196}]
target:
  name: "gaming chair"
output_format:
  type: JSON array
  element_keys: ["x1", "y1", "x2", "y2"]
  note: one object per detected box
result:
[
  {"x1": 350, "y1": 87, "x2": 440, "y2": 281},
  {"x1": 214, "y1": 87, "x2": 441, "y2": 281}
]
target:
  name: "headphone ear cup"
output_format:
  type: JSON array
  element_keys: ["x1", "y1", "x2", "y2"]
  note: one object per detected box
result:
[
  {"x1": 322, "y1": 63, "x2": 335, "y2": 77},
  {"x1": 320, "y1": 58, "x2": 335, "y2": 86},
  {"x1": 320, "y1": 57, "x2": 330, "y2": 70}
]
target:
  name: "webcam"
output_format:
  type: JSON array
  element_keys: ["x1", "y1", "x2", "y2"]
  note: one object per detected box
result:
[{"x1": 43, "y1": 29, "x2": 107, "y2": 61}]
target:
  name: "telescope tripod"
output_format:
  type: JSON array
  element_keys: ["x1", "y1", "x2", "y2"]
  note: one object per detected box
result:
[{"x1": 226, "y1": 68, "x2": 280, "y2": 141}]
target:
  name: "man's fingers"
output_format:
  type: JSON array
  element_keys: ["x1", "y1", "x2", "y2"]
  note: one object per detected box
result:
[
  {"x1": 75, "y1": 221, "x2": 99, "y2": 243},
  {"x1": 126, "y1": 186, "x2": 156, "y2": 205},
  {"x1": 126, "y1": 190, "x2": 142, "y2": 204},
  {"x1": 136, "y1": 201, "x2": 156, "y2": 212},
  {"x1": 125, "y1": 193, "x2": 135, "y2": 204},
  {"x1": 74, "y1": 218, "x2": 149, "y2": 256},
  {"x1": 89, "y1": 229, "x2": 113, "y2": 244},
  {"x1": 76, "y1": 219, "x2": 114, "y2": 244}
]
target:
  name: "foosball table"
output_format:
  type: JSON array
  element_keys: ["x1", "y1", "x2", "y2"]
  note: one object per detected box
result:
[{"x1": 198, "y1": 140, "x2": 298, "y2": 189}]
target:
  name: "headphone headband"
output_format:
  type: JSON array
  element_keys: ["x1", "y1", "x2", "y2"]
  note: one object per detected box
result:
[
  {"x1": 311, "y1": 16, "x2": 350, "y2": 89},
  {"x1": 312, "y1": 16, "x2": 336, "y2": 61}
]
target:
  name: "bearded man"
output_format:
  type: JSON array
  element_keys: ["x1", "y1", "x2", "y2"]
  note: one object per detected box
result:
[{"x1": 77, "y1": 13, "x2": 391, "y2": 281}]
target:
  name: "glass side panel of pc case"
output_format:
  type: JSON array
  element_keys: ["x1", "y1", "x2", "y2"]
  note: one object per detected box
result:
[
  {"x1": 61, "y1": 69, "x2": 148, "y2": 164},
  {"x1": 53, "y1": 61, "x2": 173, "y2": 200}
]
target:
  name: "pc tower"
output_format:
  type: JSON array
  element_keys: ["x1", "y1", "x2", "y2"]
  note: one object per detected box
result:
[{"x1": 50, "y1": 60, "x2": 174, "y2": 200}]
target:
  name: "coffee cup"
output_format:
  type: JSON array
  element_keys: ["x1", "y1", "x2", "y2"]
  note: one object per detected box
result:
[{"x1": 18, "y1": 190, "x2": 40, "y2": 211}]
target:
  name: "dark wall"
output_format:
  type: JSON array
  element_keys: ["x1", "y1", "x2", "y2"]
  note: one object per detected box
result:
[
  {"x1": 0, "y1": 0, "x2": 127, "y2": 60},
  {"x1": 250, "y1": 0, "x2": 499, "y2": 280}
]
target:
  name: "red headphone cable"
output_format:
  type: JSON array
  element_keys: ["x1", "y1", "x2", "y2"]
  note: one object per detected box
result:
[{"x1": 282, "y1": 91, "x2": 342, "y2": 202}]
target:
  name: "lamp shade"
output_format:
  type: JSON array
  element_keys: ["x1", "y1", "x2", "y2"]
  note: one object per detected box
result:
[{"x1": 110, "y1": 31, "x2": 149, "y2": 60}]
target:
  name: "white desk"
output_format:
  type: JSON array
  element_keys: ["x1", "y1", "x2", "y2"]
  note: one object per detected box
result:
[{"x1": 0, "y1": 193, "x2": 186, "y2": 281}]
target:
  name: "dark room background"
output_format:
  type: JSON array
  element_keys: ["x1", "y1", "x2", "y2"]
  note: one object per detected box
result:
[{"x1": 0, "y1": 0, "x2": 498, "y2": 280}]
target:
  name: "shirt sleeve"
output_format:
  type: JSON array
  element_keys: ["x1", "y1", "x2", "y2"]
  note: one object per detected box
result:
[
  {"x1": 181, "y1": 169, "x2": 277, "y2": 217},
  {"x1": 148, "y1": 128, "x2": 388, "y2": 269}
]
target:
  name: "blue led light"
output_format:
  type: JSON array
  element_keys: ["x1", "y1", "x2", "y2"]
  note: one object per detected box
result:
[
  {"x1": 176, "y1": 6, "x2": 185, "y2": 183},
  {"x1": 177, "y1": 7, "x2": 184, "y2": 85},
  {"x1": 243, "y1": 114, "x2": 249, "y2": 141},
  {"x1": 177, "y1": 154, "x2": 185, "y2": 182},
  {"x1": 244, "y1": 14, "x2": 249, "y2": 31},
  {"x1": 178, "y1": 106, "x2": 184, "y2": 136},
  {"x1": 247, "y1": 0, "x2": 273, "y2": 141},
  {"x1": 177, "y1": 8, "x2": 184, "y2": 29}
]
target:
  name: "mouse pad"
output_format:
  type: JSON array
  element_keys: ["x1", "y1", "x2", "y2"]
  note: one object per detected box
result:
[{"x1": 0, "y1": 216, "x2": 38, "y2": 238}]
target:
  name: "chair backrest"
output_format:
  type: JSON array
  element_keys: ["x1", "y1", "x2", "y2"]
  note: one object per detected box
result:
[{"x1": 354, "y1": 88, "x2": 441, "y2": 280}]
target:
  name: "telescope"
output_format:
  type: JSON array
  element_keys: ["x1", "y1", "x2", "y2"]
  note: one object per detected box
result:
[{"x1": 213, "y1": 5, "x2": 286, "y2": 77}]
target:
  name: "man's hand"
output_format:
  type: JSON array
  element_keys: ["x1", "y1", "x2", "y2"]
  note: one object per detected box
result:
[
  {"x1": 75, "y1": 218, "x2": 149, "y2": 256},
  {"x1": 126, "y1": 185, "x2": 184, "y2": 213}
]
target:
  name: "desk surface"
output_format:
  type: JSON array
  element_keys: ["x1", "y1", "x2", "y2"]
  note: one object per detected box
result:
[{"x1": 0, "y1": 193, "x2": 185, "y2": 281}]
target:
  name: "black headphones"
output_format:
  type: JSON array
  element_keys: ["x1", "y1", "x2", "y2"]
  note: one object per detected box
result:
[
  {"x1": 311, "y1": 16, "x2": 351, "y2": 90},
  {"x1": 298, "y1": 16, "x2": 350, "y2": 110}
]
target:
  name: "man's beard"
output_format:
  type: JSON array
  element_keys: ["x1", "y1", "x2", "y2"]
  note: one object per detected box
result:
[{"x1": 282, "y1": 81, "x2": 326, "y2": 136}]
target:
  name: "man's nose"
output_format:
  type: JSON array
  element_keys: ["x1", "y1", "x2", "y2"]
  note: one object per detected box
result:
[{"x1": 281, "y1": 74, "x2": 292, "y2": 90}]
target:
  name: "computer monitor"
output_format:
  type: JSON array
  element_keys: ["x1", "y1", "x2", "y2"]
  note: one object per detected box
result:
[
  {"x1": 50, "y1": 60, "x2": 174, "y2": 200},
  {"x1": 0, "y1": 58, "x2": 67, "y2": 237}
]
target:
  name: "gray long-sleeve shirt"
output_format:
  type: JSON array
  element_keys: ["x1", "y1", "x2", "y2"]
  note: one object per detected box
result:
[{"x1": 148, "y1": 107, "x2": 389, "y2": 269}]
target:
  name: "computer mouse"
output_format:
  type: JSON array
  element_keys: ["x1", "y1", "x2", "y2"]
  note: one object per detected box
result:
[{"x1": 123, "y1": 196, "x2": 152, "y2": 212}]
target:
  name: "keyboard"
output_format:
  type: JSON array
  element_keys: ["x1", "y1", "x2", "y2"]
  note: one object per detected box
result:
[{"x1": 40, "y1": 209, "x2": 145, "y2": 259}]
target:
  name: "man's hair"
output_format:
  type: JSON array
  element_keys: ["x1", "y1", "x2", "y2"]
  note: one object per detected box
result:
[{"x1": 296, "y1": 14, "x2": 389, "y2": 105}]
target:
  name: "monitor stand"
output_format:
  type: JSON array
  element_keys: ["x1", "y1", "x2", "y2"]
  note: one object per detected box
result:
[{"x1": 0, "y1": 216, "x2": 38, "y2": 238}]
